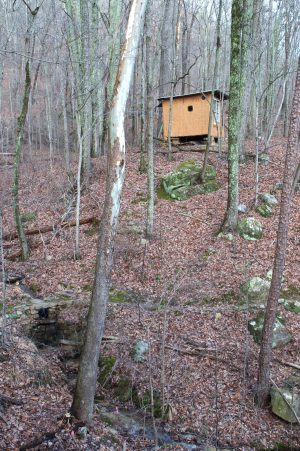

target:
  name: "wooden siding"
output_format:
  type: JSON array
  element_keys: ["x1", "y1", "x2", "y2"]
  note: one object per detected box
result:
[{"x1": 162, "y1": 93, "x2": 224, "y2": 140}]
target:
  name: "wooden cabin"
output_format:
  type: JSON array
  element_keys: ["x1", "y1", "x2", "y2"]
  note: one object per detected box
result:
[{"x1": 158, "y1": 90, "x2": 229, "y2": 142}]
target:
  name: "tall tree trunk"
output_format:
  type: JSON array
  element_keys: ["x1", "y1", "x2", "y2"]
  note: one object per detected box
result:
[
  {"x1": 0, "y1": 208, "x2": 7, "y2": 344},
  {"x1": 61, "y1": 70, "x2": 72, "y2": 178},
  {"x1": 70, "y1": 0, "x2": 148, "y2": 424},
  {"x1": 200, "y1": 0, "x2": 222, "y2": 182},
  {"x1": 12, "y1": 62, "x2": 31, "y2": 261},
  {"x1": 145, "y1": 3, "x2": 157, "y2": 239},
  {"x1": 157, "y1": 0, "x2": 173, "y2": 137},
  {"x1": 101, "y1": 0, "x2": 122, "y2": 151},
  {"x1": 139, "y1": 40, "x2": 146, "y2": 173},
  {"x1": 282, "y1": 1, "x2": 291, "y2": 138},
  {"x1": 256, "y1": 57, "x2": 300, "y2": 408},
  {"x1": 220, "y1": 0, "x2": 250, "y2": 233},
  {"x1": 167, "y1": 1, "x2": 181, "y2": 160}
]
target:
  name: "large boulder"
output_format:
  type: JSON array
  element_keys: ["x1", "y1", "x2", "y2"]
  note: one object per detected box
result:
[
  {"x1": 240, "y1": 276, "x2": 270, "y2": 303},
  {"x1": 248, "y1": 312, "x2": 292, "y2": 348},
  {"x1": 160, "y1": 160, "x2": 220, "y2": 201},
  {"x1": 237, "y1": 217, "x2": 263, "y2": 240},
  {"x1": 271, "y1": 376, "x2": 300, "y2": 423}
]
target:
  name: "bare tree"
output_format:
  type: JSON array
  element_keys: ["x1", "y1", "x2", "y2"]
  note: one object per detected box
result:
[
  {"x1": 70, "y1": 0, "x2": 148, "y2": 424},
  {"x1": 256, "y1": 57, "x2": 300, "y2": 407},
  {"x1": 12, "y1": 1, "x2": 41, "y2": 260},
  {"x1": 220, "y1": 0, "x2": 251, "y2": 233},
  {"x1": 200, "y1": 0, "x2": 223, "y2": 182}
]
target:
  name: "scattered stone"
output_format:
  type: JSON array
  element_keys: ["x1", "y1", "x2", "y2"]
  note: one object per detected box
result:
[
  {"x1": 240, "y1": 277, "x2": 270, "y2": 303},
  {"x1": 256, "y1": 203, "x2": 273, "y2": 218},
  {"x1": 77, "y1": 426, "x2": 88, "y2": 439},
  {"x1": 258, "y1": 193, "x2": 278, "y2": 206},
  {"x1": 248, "y1": 312, "x2": 292, "y2": 348},
  {"x1": 271, "y1": 376, "x2": 300, "y2": 423},
  {"x1": 256, "y1": 193, "x2": 278, "y2": 218},
  {"x1": 133, "y1": 340, "x2": 149, "y2": 363},
  {"x1": 283, "y1": 299, "x2": 300, "y2": 314},
  {"x1": 238, "y1": 203, "x2": 248, "y2": 213},
  {"x1": 274, "y1": 181, "x2": 283, "y2": 191},
  {"x1": 258, "y1": 152, "x2": 269, "y2": 165},
  {"x1": 237, "y1": 217, "x2": 263, "y2": 240},
  {"x1": 217, "y1": 232, "x2": 234, "y2": 241}
]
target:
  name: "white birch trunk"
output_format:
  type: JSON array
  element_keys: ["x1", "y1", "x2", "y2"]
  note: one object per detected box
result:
[{"x1": 71, "y1": 0, "x2": 148, "y2": 424}]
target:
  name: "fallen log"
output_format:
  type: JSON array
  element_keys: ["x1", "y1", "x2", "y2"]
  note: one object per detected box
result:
[{"x1": 4, "y1": 216, "x2": 97, "y2": 241}]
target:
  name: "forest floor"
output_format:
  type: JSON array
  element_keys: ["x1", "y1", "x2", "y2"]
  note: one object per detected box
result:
[{"x1": 1, "y1": 138, "x2": 300, "y2": 450}]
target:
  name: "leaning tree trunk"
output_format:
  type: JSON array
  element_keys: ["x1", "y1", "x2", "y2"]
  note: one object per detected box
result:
[
  {"x1": 71, "y1": 0, "x2": 148, "y2": 425},
  {"x1": 256, "y1": 57, "x2": 300, "y2": 408}
]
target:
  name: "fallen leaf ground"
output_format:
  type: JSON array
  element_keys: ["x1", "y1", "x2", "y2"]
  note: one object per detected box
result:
[{"x1": 0, "y1": 139, "x2": 300, "y2": 450}]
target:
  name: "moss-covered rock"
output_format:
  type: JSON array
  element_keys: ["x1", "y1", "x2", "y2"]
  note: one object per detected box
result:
[
  {"x1": 133, "y1": 340, "x2": 149, "y2": 363},
  {"x1": 281, "y1": 284, "x2": 300, "y2": 298},
  {"x1": 283, "y1": 299, "x2": 300, "y2": 314},
  {"x1": 21, "y1": 211, "x2": 37, "y2": 223},
  {"x1": 248, "y1": 312, "x2": 292, "y2": 348},
  {"x1": 255, "y1": 193, "x2": 278, "y2": 218},
  {"x1": 256, "y1": 203, "x2": 273, "y2": 218},
  {"x1": 240, "y1": 276, "x2": 270, "y2": 303},
  {"x1": 109, "y1": 289, "x2": 129, "y2": 303},
  {"x1": 98, "y1": 356, "x2": 117, "y2": 384},
  {"x1": 237, "y1": 217, "x2": 263, "y2": 240},
  {"x1": 134, "y1": 389, "x2": 165, "y2": 418},
  {"x1": 160, "y1": 160, "x2": 219, "y2": 201},
  {"x1": 114, "y1": 378, "x2": 136, "y2": 402},
  {"x1": 258, "y1": 152, "x2": 269, "y2": 165},
  {"x1": 258, "y1": 193, "x2": 278, "y2": 206},
  {"x1": 271, "y1": 376, "x2": 300, "y2": 423}
]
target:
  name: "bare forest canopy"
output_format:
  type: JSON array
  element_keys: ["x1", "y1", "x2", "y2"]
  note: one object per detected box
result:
[{"x1": 0, "y1": 0, "x2": 298, "y2": 177}]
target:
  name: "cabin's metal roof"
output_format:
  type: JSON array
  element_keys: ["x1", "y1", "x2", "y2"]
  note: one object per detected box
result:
[{"x1": 158, "y1": 89, "x2": 229, "y2": 102}]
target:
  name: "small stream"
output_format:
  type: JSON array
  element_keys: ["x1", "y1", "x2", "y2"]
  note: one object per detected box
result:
[
  {"x1": 96, "y1": 404, "x2": 207, "y2": 450},
  {"x1": 10, "y1": 280, "x2": 218, "y2": 450}
]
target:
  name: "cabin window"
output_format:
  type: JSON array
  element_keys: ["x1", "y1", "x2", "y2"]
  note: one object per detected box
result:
[
  {"x1": 187, "y1": 105, "x2": 193, "y2": 112},
  {"x1": 213, "y1": 99, "x2": 219, "y2": 124}
]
